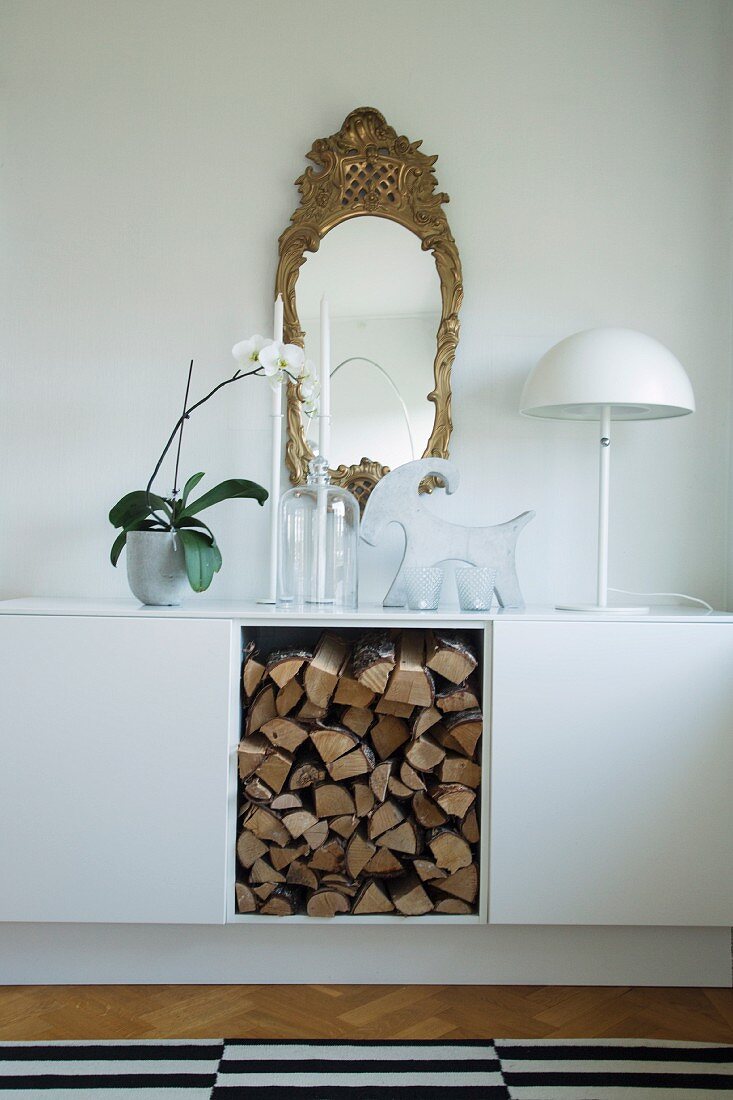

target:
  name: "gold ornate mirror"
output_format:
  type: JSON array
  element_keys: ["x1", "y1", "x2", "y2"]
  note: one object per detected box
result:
[{"x1": 276, "y1": 107, "x2": 462, "y2": 507}]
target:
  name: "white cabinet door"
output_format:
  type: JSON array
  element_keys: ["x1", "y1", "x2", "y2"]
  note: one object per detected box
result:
[
  {"x1": 489, "y1": 621, "x2": 733, "y2": 926},
  {"x1": 0, "y1": 615, "x2": 233, "y2": 923}
]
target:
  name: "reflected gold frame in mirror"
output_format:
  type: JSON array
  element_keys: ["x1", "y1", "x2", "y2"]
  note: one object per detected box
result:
[{"x1": 276, "y1": 107, "x2": 463, "y2": 506}]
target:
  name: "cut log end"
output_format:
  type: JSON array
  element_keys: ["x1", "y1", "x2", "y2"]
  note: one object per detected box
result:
[
  {"x1": 352, "y1": 880, "x2": 395, "y2": 915},
  {"x1": 235, "y1": 882, "x2": 257, "y2": 913},
  {"x1": 304, "y1": 633, "x2": 350, "y2": 708},
  {"x1": 260, "y1": 885, "x2": 299, "y2": 916},
  {"x1": 352, "y1": 630, "x2": 396, "y2": 693},
  {"x1": 426, "y1": 631, "x2": 478, "y2": 684},
  {"x1": 390, "y1": 873, "x2": 434, "y2": 916},
  {"x1": 266, "y1": 647, "x2": 311, "y2": 689},
  {"x1": 307, "y1": 889, "x2": 350, "y2": 918},
  {"x1": 242, "y1": 643, "x2": 266, "y2": 698}
]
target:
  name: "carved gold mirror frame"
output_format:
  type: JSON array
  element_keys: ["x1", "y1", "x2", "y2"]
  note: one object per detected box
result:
[{"x1": 276, "y1": 107, "x2": 463, "y2": 505}]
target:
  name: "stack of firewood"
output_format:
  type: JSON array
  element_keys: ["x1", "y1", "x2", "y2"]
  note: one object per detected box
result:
[{"x1": 236, "y1": 629, "x2": 481, "y2": 917}]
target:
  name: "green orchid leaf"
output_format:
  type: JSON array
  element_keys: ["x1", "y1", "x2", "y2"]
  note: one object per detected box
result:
[
  {"x1": 181, "y1": 472, "x2": 206, "y2": 507},
  {"x1": 210, "y1": 540, "x2": 223, "y2": 572},
  {"x1": 179, "y1": 528, "x2": 222, "y2": 592},
  {"x1": 109, "y1": 518, "x2": 163, "y2": 567},
  {"x1": 176, "y1": 515, "x2": 217, "y2": 542},
  {"x1": 179, "y1": 479, "x2": 268, "y2": 519},
  {"x1": 110, "y1": 530, "x2": 129, "y2": 568},
  {"x1": 109, "y1": 490, "x2": 171, "y2": 529}
]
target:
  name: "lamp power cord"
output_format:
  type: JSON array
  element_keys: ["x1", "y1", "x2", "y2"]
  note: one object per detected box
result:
[{"x1": 609, "y1": 587, "x2": 714, "y2": 613}]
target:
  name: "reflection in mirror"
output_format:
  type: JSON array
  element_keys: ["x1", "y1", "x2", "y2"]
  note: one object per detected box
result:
[{"x1": 297, "y1": 217, "x2": 441, "y2": 472}]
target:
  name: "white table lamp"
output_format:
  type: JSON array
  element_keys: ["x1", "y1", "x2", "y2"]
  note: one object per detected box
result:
[{"x1": 520, "y1": 327, "x2": 695, "y2": 613}]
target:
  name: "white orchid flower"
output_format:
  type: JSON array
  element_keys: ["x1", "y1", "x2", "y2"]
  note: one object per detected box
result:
[
  {"x1": 258, "y1": 341, "x2": 285, "y2": 379},
  {"x1": 295, "y1": 359, "x2": 320, "y2": 412},
  {"x1": 281, "y1": 343, "x2": 305, "y2": 376},
  {"x1": 298, "y1": 374, "x2": 320, "y2": 402},
  {"x1": 258, "y1": 341, "x2": 307, "y2": 390},
  {"x1": 232, "y1": 334, "x2": 271, "y2": 366}
]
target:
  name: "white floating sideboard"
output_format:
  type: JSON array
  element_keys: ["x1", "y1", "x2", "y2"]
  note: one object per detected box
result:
[{"x1": 0, "y1": 598, "x2": 731, "y2": 986}]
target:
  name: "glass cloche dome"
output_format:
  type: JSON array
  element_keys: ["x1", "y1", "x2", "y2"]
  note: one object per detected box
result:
[{"x1": 277, "y1": 455, "x2": 359, "y2": 611}]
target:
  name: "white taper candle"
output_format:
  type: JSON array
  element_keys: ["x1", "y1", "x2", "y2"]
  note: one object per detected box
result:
[
  {"x1": 274, "y1": 293, "x2": 284, "y2": 344},
  {"x1": 315, "y1": 295, "x2": 331, "y2": 603},
  {"x1": 319, "y1": 294, "x2": 331, "y2": 462},
  {"x1": 268, "y1": 294, "x2": 284, "y2": 601}
]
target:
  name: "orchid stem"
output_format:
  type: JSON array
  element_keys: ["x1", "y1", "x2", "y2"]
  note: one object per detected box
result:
[
  {"x1": 172, "y1": 359, "x2": 194, "y2": 499},
  {"x1": 145, "y1": 365, "x2": 264, "y2": 507}
]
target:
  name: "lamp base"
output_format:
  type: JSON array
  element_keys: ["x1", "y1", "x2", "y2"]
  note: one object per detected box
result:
[{"x1": 556, "y1": 602, "x2": 650, "y2": 614}]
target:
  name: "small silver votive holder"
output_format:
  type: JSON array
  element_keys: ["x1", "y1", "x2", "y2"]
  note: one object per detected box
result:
[
  {"x1": 456, "y1": 566, "x2": 497, "y2": 611},
  {"x1": 404, "y1": 566, "x2": 444, "y2": 611}
]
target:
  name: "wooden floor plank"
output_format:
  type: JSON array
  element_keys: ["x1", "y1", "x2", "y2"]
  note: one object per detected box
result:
[
  {"x1": 705, "y1": 988, "x2": 733, "y2": 1030},
  {"x1": 533, "y1": 986, "x2": 631, "y2": 1027},
  {"x1": 337, "y1": 985, "x2": 443, "y2": 1027},
  {"x1": 0, "y1": 985, "x2": 730, "y2": 1042},
  {"x1": 393, "y1": 1016, "x2": 459, "y2": 1040}
]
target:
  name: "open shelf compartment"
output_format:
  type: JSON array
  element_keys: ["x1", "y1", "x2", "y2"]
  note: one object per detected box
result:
[{"x1": 228, "y1": 622, "x2": 488, "y2": 923}]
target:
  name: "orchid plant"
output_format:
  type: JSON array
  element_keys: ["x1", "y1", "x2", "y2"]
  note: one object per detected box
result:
[{"x1": 109, "y1": 335, "x2": 318, "y2": 593}]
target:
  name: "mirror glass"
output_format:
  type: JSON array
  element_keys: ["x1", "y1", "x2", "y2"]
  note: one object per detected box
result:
[{"x1": 297, "y1": 217, "x2": 441, "y2": 472}]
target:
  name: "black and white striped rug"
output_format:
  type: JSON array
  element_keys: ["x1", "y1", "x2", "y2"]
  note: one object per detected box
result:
[{"x1": 0, "y1": 1038, "x2": 731, "y2": 1097}]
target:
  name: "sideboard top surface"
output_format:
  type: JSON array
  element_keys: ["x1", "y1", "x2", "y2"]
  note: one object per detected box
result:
[{"x1": 0, "y1": 597, "x2": 729, "y2": 624}]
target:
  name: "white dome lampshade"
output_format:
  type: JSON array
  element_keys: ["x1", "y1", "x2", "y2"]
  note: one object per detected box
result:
[
  {"x1": 520, "y1": 327, "x2": 695, "y2": 420},
  {"x1": 519, "y1": 327, "x2": 695, "y2": 613}
]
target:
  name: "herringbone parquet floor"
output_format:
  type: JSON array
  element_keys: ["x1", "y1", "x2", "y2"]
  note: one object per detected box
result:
[{"x1": 0, "y1": 985, "x2": 731, "y2": 1043}]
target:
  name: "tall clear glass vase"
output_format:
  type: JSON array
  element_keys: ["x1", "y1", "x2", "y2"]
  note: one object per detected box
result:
[{"x1": 277, "y1": 456, "x2": 359, "y2": 611}]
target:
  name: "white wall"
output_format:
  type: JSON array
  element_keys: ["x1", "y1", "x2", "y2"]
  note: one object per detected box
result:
[
  {"x1": 726, "y1": 0, "x2": 733, "y2": 611},
  {"x1": 1, "y1": 0, "x2": 732, "y2": 609}
]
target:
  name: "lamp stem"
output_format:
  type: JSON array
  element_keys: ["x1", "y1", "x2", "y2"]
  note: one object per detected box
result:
[{"x1": 597, "y1": 404, "x2": 611, "y2": 607}]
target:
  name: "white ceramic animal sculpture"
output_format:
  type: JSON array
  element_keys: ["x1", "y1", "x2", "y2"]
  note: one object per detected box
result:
[{"x1": 360, "y1": 458, "x2": 534, "y2": 608}]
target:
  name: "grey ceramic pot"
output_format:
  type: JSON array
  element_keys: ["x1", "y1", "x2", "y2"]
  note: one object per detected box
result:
[{"x1": 126, "y1": 530, "x2": 189, "y2": 606}]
